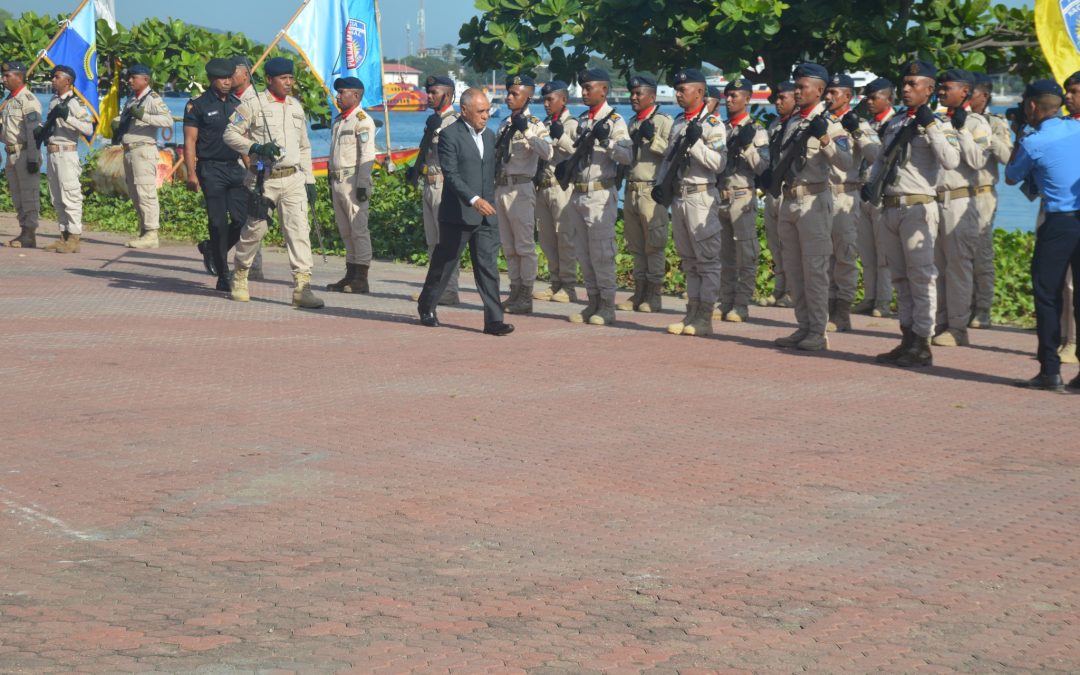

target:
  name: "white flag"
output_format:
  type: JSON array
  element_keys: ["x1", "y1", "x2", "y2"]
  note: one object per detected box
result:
[{"x1": 94, "y1": 0, "x2": 116, "y2": 30}]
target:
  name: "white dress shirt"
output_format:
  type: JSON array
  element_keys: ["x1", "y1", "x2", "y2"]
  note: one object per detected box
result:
[{"x1": 468, "y1": 123, "x2": 485, "y2": 205}]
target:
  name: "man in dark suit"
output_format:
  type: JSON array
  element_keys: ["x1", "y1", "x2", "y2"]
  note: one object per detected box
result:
[{"x1": 417, "y1": 88, "x2": 514, "y2": 336}]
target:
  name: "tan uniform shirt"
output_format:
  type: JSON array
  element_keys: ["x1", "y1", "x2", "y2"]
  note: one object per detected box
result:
[
  {"x1": 424, "y1": 107, "x2": 459, "y2": 177},
  {"x1": 329, "y1": 107, "x2": 377, "y2": 189},
  {"x1": 0, "y1": 87, "x2": 42, "y2": 163},
  {"x1": 626, "y1": 107, "x2": 673, "y2": 182},
  {"x1": 975, "y1": 112, "x2": 1012, "y2": 187},
  {"x1": 868, "y1": 111, "x2": 961, "y2": 197},
  {"x1": 869, "y1": 108, "x2": 897, "y2": 137},
  {"x1": 541, "y1": 108, "x2": 578, "y2": 182},
  {"x1": 826, "y1": 109, "x2": 881, "y2": 185},
  {"x1": 937, "y1": 109, "x2": 990, "y2": 191},
  {"x1": 778, "y1": 102, "x2": 852, "y2": 187},
  {"x1": 659, "y1": 107, "x2": 727, "y2": 185},
  {"x1": 495, "y1": 112, "x2": 553, "y2": 177},
  {"x1": 225, "y1": 90, "x2": 314, "y2": 184},
  {"x1": 46, "y1": 94, "x2": 94, "y2": 146},
  {"x1": 720, "y1": 114, "x2": 767, "y2": 189},
  {"x1": 116, "y1": 89, "x2": 171, "y2": 146},
  {"x1": 569, "y1": 103, "x2": 632, "y2": 183}
]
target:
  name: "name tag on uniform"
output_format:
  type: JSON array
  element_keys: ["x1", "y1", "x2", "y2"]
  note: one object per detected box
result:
[{"x1": 207, "y1": 110, "x2": 220, "y2": 117}]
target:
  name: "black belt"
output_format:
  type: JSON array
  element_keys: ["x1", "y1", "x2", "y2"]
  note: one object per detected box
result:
[
  {"x1": 198, "y1": 157, "x2": 240, "y2": 163},
  {"x1": 1047, "y1": 210, "x2": 1080, "y2": 217}
]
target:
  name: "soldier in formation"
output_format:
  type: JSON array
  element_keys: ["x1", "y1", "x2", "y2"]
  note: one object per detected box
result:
[
  {"x1": 533, "y1": 80, "x2": 579, "y2": 304},
  {"x1": 1, "y1": 61, "x2": 42, "y2": 249},
  {"x1": 41, "y1": 65, "x2": 94, "y2": 254}
]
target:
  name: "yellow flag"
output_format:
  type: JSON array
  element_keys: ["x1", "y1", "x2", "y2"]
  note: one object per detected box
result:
[
  {"x1": 1035, "y1": 0, "x2": 1080, "y2": 85},
  {"x1": 98, "y1": 70, "x2": 120, "y2": 140}
]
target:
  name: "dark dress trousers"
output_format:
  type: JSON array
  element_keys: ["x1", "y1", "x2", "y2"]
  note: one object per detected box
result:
[{"x1": 417, "y1": 118, "x2": 504, "y2": 324}]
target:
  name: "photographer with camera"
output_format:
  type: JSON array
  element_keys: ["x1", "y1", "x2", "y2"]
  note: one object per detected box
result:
[{"x1": 1005, "y1": 80, "x2": 1080, "y2": 392}]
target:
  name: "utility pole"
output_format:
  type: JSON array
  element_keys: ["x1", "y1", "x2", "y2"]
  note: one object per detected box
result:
[{"x1": 417, "y1": 0, "x2": 426, "y2": 56}]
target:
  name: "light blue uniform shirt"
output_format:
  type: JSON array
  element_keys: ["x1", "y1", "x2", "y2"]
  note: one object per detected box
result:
[{"x1": 1005, "y1": 116, "x2": 1080, "y2": 213}]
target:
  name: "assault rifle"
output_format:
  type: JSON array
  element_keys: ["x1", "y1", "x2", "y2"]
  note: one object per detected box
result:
[
  {"x1": 617, "y1": 106, "x2": 660, "y2": 190},
  {"x1": 110, "y1": 91, "x2": 147, "y2": 147},
  {"x1": 650, "y1": 118, "x2": 704, "y2": 208},
  {"x1": 554, "y1": 109, "x2": 618, "y2": 191},
  {"x1": 763, "y1": 120, "x2": 813, "y2": 198},
  {"x1": 861, "y1": 118, "x2": 918, "y2": 207},
  {"x1": 33, "y1": 98, "x2": 70, "y2": 149},
  {"x1": 406, "y1": 113, "x2": 442, "y2": 185}
]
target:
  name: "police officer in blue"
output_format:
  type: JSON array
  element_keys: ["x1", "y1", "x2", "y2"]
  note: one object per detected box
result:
[{"x1": 183, "y1": 58, "x2": 247, "y2": 292}]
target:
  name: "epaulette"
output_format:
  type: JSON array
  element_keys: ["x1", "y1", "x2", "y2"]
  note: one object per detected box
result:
[{"x1": 185, "y1": 101, "x2": 194, "y2": 113}]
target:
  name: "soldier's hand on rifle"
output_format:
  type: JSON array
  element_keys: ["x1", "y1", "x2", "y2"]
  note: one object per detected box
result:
[
  {"x1": 511, "y1": 114, "x2": 528, "y2": 134},
  {"x1": 737, "y1": 123, "x2": 756, "y2": 147},
  {"x1": 684, "y1": 121, "x2": 703, "y2": 145},
  {"x1": 111, "y1": 119, "x2": 120, "y2": 135},
  {"x1": 549, "y1": 120, "x2": 564, "y2": 140},
  {"x1": 132, "y1": 105, "x2": 146, "y2": 121},
  {"x1": 914, "y1": 104, "x2": 937, "y2": 129},
  {"x1": 305, "y1": 184, "x2": 317, "y2": 209},
  {"x1": 639, "y1": 118, "x2": 656, "y2": 142},
  {"x1": 355, "y1": 187, "x2": 368, "y2": 202},
  {"x1": 593, "y1": 120, "x2": 611, "y2": 142},
  {"x1": 950, "y1": 107, "x2": 967, "y2": 130},
  {"x1": 650, "y1": 185, "x2": 664, "y2": 203},
  {"x1": 249, "y1": 142, "x2": 282, "y2": 160},
  {"x1": 32, "y1": 125, "x2": 46, "y2": 144},
  {"x1": 807, "y1": 115, "x2": 830, "y2": 140},
  {"x1": 55, "y1": 103, "x2": 69, "y2": 120},
  {"x1": 860, "y1": 185, "x2": 873, "y2": 203},
  {"x1": 841, "y1": 111, "x2": 860, "y2": 134},
  {"x1": 26, "y1": 160, "x2": 39, "y2": 174},
  {"x1": 759, "y1": 167, "x2": 773, "y2": 190},
  {"x1": 425, "y1": 113, "x2": 441, "y2": 133}
]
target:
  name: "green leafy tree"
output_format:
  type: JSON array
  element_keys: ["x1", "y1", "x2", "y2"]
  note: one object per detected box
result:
[{"x1": 459, "y1": 0, "x2": 1044, "y2": 84}]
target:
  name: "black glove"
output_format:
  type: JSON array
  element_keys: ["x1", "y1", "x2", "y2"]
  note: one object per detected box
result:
[
  {"x1": 26, "y1": 160, "x2": 39, "y2": 174},
  {"x1": 55, "y1": 103, "x2": 70, "y2": 120},
  {"x1": 684, "y1": 121, "x2": 703, "y2": 145},
  {"x1": 306, "y1": 184, "x2": 317, "y2": 208},
  {"x1": 807, "y1": 115, "x2": 830, "y2": 139},
  {"x1": 355, "y1": 187, "x2": 368, "y2": 202},
  {"x1": 860, "y1": 185, "x2": 873, "y2": 203},
  {"x1": 425, "y1": 113, "x2": 441, "y2": 133},
  {"x1": 32, "y1": 125, "x2": 46, "y2": 144},
  {"x1": 841, "y1": 111, "x2": 860, "y2": 133},
  {"x1": 549, "y1": 120, "x2": 563, "y2": 140},
  {"x1": 737, "y1": 123, "x2": 757, "y2": 147},
  {"x1": 132, "y1": 105, "x2": 146, "y2": 121},
  {"x1": 650, "y1": 185, "x2": 664, "y2": 203},
  {"x1": 950, "y1": 107, "x2": 967, "y2": 130},
  {"x1": 759, "y1": 167, "x2": 773, "y2": 190},
  {"x1": 511, "y1": 114, "x2": 528, "y2": 133},
  {"x1": 638, "y1": 118, "x2": 656, "y2": 142},
  {"x1": 249, "y1": 142, "x2": 282, "y2": 159},
  {"x1": 914, "y1": 104, "x2": 937, "y2": 128},
  {"x1": 593, "y1": 120, "x2": 611, "y2": 142}
]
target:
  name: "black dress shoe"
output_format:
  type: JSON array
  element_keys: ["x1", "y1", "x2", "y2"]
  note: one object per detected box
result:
[
  {"x1": 419, "y1": 310, "x2": 440, "y2": 327},
  {"x1": 483, "y1": 322, "x2": 514, "y2": 336},
  {"x1": 1067, "y1": 374, "x2": 1080, "y2": 391},
  {"x1": 215, "y1": 277, "x2": 231, "y2": 292},
  {"x1": 1013, "y1": 373, "x2": 1065, "y2": 392},
  {"x1": 197, "y1": 240, "x2": 216, "y2": 276}
]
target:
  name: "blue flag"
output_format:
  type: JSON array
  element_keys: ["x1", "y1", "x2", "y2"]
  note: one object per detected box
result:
[
  {"x1": 285, "y1": 0, "x2": 384, "y2": 111},
  {"x1": 45, "y1": 0, "x2": 100, "y2": 133}
]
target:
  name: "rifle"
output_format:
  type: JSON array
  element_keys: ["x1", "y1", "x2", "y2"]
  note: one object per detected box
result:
[
  {"x1": 554, "y1": 109, "x2": 618, "y2": 191},
  {"x1": 862, "y1": 118, "x2": 918, "y2": 207},
  {"x1": 33, "y1": 97, "x2": 69, "y2": 149},
  {"x1": 618, "y1": 106, "x2": 660, "y2": 190},
  {"x1": 111, "y1": 91, "x2": 147, "y2": 147},
  {"x1": 406, "y1": 113, "x2": 441, "y2": 184},
  {"x1": 763, "y1": 118, "x2": 813, "y2": 198},
  {"x1": 494, "y1": 115, "x2": 520, "y2": 168},
  {"x1": 651, "y1": 116, "x2": 705, "y2": 208}
]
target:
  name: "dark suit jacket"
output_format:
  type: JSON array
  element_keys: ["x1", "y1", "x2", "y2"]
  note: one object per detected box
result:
[{"x1": 437, "y1": 118, "x2": 497, "y2": 227}]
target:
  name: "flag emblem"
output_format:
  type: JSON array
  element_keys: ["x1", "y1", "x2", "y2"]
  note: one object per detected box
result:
[{"x1": 346, "y1": 19, "x2": 368, "y2": 69}]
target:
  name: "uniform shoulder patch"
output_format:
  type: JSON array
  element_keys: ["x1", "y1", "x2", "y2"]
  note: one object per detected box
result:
[
  {"x1": 356, "y1": 110, "x2": 367, "y2": 121},
  {"x1": 610, "y1": 113, "x2": 621, "y2": 121},
  {"x1": 185, "y1": 101, "x2": 194, "y2": 113},
  {"x1": 229, "y1": 110, "x2": 245, "y2": 125},
  {"x1": 706, "y1": 114, "x2": 722, "y2": 126},
  {"x1": 835, "y1": 136, "x2": 850, "y2": 152}
]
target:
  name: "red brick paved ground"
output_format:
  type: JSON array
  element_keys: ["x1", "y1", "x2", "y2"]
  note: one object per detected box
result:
[{"x1": 1, "y1": 214, "x2": 1078, "y2": 673}]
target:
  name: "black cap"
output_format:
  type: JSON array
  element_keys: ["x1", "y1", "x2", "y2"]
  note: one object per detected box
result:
[
  {"x1": 232, "y1": 55, "x2": 252, "y2": 71},
  {"x1": 264, "y1": 57, "x2": 293, "y2": 78},
  {"x1": 774, "y1": 81, "x2": 796, "y2": 94},
  {"x1": 50, "y1": 65, "x2": 77, "y2": 81},
  {"x1": 862, "y1": 77, "x2": 894, "y2": 96},
  {"x1": 577, "y1": 68, "x2": 610, "y2": 85},
  {"x1": 828, "y1": 73, "x2": 855, "y2": 90},
  {"x1": 1064, "y1": 71, "x2": 1080, "y2": 88},
  {"x1": 128, "y1": 64, "x2": 151, "y2": 76},
  {"x1": 972, "y1": 72, "x2": 993, "y2": 90},
  {"x1": 205, "y1": 58, "x2": 234, "y2": 79},
  {"x1": 672, "y1": 68, "x2": 706, "y2": 85},
  {"x1": 1023, "y1": 79, "x2": 1064, "y2": 99},
  {"x1": 937, "y1": 68, "x2": 974, "y2": 86},
  {"x1": 901, "y1": 60, "x2": 937, "y2": 80},
  {"x1": 627, "y1": 75, "x2": 657, "y2": 90},
  {"x1": 707, "y1": 85, "x2": 723, "y2": 99},
  {"x1": 334, "y1": 76, "x2": 364, "y2": 91},
  {"x1": 793, "y1": 63, "x2": 829, "y2": 83},
  {"x1": 505, "y1": 74, "x2": 535, "y2": 88},
  {"x1": 2, "y1": 61, "x2": 28, "y2": 74},
  {"x1": 725, "y1": 78, "x2": 752, "y2": 94},
  {"x1": 541, "y1": 80, "x2": 567, "y2": 96},
  {"x1": 425, "y1": 74, "x2": 454, "y2": 89}
]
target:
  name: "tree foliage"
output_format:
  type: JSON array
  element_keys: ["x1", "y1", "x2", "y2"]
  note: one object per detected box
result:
[
  {"x1": 459, "y1": 0, "x2": 1045, "y2": 85},
  {"x1": 0, "y1": 12, "x2": 334, "y2": 122}
]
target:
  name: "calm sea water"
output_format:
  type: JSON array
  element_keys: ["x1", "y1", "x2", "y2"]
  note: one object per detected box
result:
[{"x1": 33, "y1": 94, "x2": 1041, "y2": 232}]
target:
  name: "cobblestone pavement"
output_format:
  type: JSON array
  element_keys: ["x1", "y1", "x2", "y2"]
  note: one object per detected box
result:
[{"x1": 1, "y1": 215, "x2": 1078, "y2": 674}]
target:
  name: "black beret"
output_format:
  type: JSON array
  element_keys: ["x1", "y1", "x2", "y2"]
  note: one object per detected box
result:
[
  {"x1": 937, "y1": 68, "x2": 974, "y2": 86},
  {"x1": 205, "y1": 58, "x2": 234, "y2": 79},
  {"x1": 2, "y1": 61, "x2": 28, "y2": 73},
  {"x1": 334, "y1": 76, "x2": 364, "y2": 91},
  {"x1": 541, "y1": 80, "x2": 568, "y2": 96},
  {"x1": 1064, "y1": 71, "x2": 1080, "y2": 88},
  {"x1": 232, "y1": 56, "x2": 252, "y2": 70},
  {"x1": 128, "y1": 64, "x2": 151, "y2": 76},
  {"x1": 793, "y1": 63, "x2": 829, "y2": 83},
  {"x1": 577, "y1": 68, "x2": 610, "y2": 85},
  {"x1": 50, "y1": 65, "x2": 77, "y2": 81},
  {"x1": 673, "y1": 68, "x2": 706, "y2": 85},
  {"x1": 505, "y1": 74, "x2": 535, "y2": 88},
  {"x1": 264, "y1": 57, "x2": 293, "y2": 78},
  {"x1": 773, "y1": 81, "x2": 796, "y2": 94},
  {"x1": 862, "y1": 77, "x2": 894, "y2": 95},
  {"x1": 628, "y1": 75, "x2": 657, "y2": 90},
  {"x1": 725, "y1": 77, "x2": 752, "y2": 94},
  {"x1": 828, "y1": 73, "x2": 855, "y2": 90},
  {"x1": 1023, "y1": 79, "x2": 1064, "y2": 99},
  {"x1": 972, "y1": 72, "x2": 993, "y2": 89},
  {"x1": 901, "y1": 59, "x2": 936, "y2": 80},
  {"x1": 425, "y1": 74, "x2": 454, "y2": 89},
  {"x1": 707, "y1": 85, "x2": 723, "y2": 99}
]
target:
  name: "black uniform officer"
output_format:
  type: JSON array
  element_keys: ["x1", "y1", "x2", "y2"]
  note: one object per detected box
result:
[{"x1": 183, "y1": 57, "x2": 248, "y2": 291}]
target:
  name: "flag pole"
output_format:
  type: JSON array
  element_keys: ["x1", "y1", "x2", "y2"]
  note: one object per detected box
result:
[
  {"x1": 374, "y1": 0, "x2": 396, "y2": 172},
  {"x1": 26, "y1": 0, "x2": 92, "y2": 77},
  {"x1": 253, "y1": 0, "x2": 312, "y2": 73}
]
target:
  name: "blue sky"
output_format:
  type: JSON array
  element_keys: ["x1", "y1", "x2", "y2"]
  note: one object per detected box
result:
[{"x1": 5, "y1": 0, "x2": 1034, "y2": 60}]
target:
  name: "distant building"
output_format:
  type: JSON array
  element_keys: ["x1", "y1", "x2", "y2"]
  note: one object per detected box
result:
[{"x1": 384, "y1": 63, "x2": 422, "y2": 89}]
